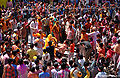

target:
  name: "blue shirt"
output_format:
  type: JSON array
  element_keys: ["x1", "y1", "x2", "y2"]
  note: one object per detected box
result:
[
  {"x1": 11, "y1": 64, "x2": 17, "y2": 77},
  {"x1": 39, "y1": 72, "x2": 50, "y2": 78}
]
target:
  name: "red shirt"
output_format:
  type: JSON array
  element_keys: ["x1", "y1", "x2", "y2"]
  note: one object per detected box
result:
[
  {"x1": 107, "y1": 49, "x2": 115, "y2": 58},
  {"x1": 70, "y1": 43, "x2": 75, "y2": 53},
  {"x1": 99, "y1": 48, "x2": 105, "y2": 57},
  {"x1": 3, "y1": 64, "x2": 15, "y2": 78}
]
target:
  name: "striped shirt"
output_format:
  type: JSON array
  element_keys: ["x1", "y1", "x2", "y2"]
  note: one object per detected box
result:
[
  {"x1": 51, "y1": 69, "x2": 59, "y2": 78},
  {"x1": 57, "y1": 69, "x2": 70, "y2": 78}
]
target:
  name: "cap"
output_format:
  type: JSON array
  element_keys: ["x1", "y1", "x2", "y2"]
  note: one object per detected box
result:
[{"x1": 14, "y1": 29, "x2": 18, "y2": 32}]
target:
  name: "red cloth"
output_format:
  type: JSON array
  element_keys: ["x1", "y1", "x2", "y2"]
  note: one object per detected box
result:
[
  {"x1": 99, "y1": 48, "x2": 105, "y2": 57},
  {"x1": 4, "y1": 64, "x2": 15, "y2": 78},
  {"x1": 70, "y1": 43, "x2": 75, "y2": 53},
  {"x1": 107, "y1": 49, "x2": 115, "y2": 58},
  {"x1": 90, "y1": 41, "x2": 94, "y2": 49}
]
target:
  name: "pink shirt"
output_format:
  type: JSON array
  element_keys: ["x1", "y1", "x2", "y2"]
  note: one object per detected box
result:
[
  {"x1": 67, "y1": 30, "x2": 73, "y2": 40},
  {"x1": 17, "y1": 64, "x2": 28, "y2": 78}
]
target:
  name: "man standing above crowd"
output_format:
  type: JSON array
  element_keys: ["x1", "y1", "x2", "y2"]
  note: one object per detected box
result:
[{"x1": 114, "y1": 40, "x2": 120, "y2": 70}]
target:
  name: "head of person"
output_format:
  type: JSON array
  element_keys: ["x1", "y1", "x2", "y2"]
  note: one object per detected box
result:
[
  {"x1": 79, "y1": 54, "x2": 83, "y2": 59},
  {"x1": 54, "y1": 62, "x2": 59, "y2": 69},
  {"x1": 47, "y1": 61, "x2": 51, "y2": 66},
  {"x1": 15, "y1": 40, "x2": 20, "y2": 46},
  {"x1": 73, "y1": 63, "x2": 78, "y2": 68},
  {"x1": 69, "y1": 60, "x2": 73, "y2": 67},
  {"x1": 61, "y1": 62, "x2": 66, "y2": 70},
  {"x1": 18, "y1": 59, "x2": 23, "y2": 65},
  {"x1": 36, "y1": 65, "x2": 39, "y2": 71},
  {"x1": 34, "y1": 43, "x2": 38, "y2": 47},
  {"x1": 12, "y1": 50, "x2": 17, "y2": 56},
  {"x1": 76, "y1": 48, "x2": 79, "y2": 53},
  {"x1": 69, "y1": 25, "x2": 72, "y2": 30},
  {"x1": 37, "y1": 55, "x2": 42, "y2": 60},
  {"x1": 99, "y1": 43, "x2": 103, "y2": 48},
  {"x1": 117, "y1": 39, "x2": 120, "y2": 44},
  {"x1": 43, "y1": 49, "x2": 47, "y2": 53},
  {"x1": 98, "y1": 65, "x2": 104, "y2": 72},
  {"x1": 107, "y1": 45, "x2": 111, "y2": 50},
  {"x1": 42, "y1": 65, "x2": 47, "y2": 72},
  {"x1": 30, "y1": 67, "x2": 35, "y2": 73},
  {"x1": 48, "y1": 41, "x2": 52, "y2": 46},
  {"x1": 84, "y1": 62, "x2": 89, "y2": 69},
  {"x1": 35, "y1": 59, "x2": 39, "y2": 65},
  {"x1": 8, "y1": 58, "x2": 13, "y2": 65},
  {"x1": 30, "y1": 43, "x2": 34, "y2": 49},
  {"x1": 70, "y1": 39, "x2": 73, "y2": 44}
]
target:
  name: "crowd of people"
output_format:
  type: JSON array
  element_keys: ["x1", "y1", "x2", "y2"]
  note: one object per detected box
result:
[{"x1": 0, "y1": 0, "x2": 120, "y2": 78}]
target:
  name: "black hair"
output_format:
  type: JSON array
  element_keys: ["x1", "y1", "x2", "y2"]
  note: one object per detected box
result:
[
  {"x1": 54, "y1": 62, "x2": 59, "y2": 68},
  {"x1": 43, "y1": 49, "x2": 47, "y2": 53},
  {"x1": 102, "y1": 32, "x2": 106, "y2": 35},
  {"x1": 24, "y1": 61, "x2": 29, "y2": 65},
  {"x1": 107, "y1": 45, "x2": 111, "y2": 49},
  {"x1": 70, "y1": 39, "x2": 73, "y2": 43},
  {"x1": 12, "y1": 59, "x2": 16, "y2": 64},
  {"x1": 42, "y1": 65, "x2": 47, "y2": 72},
  {"x1": 115, "y1": 33, "x2": 118, "y2": 37},
  {"x1": 35, "y1": 59, "x2": 39, "y2": 65},
  {"x1": 69, "y1": 60, "x2": 73, "y2": 66},
  {"x1": 61, "y1": 63, "x2": 66, "y2": 69},
  {"x1": 76, "y1": 48, "x2": 79, "y2": 53},
  {"x1": 30, "y1": 67, "x2": 35, "y2": 72},
  {"x1": 70, "y1": 20, "x2": 74, "y2": 24},
  {"x1": 73, "y1": 63, "x2": 78, "y2": 67},
  {"x1": 37, "y1": 55, "x2": 42, "y2": 60},
  {"x1": 84, "y1": 62, "x2": 89, "y2": 66},
  {"x1": 99, "y1": 43, "x2": 103, "y2": 48},
  {"x1": 15, "y1": 40, "x2": 20, "y2": 45},
  {"x1": 34, "y1": 43, "x2": 38, "y2": 47},
  {"x1": 12, "y1": 50, "x2": 17, "y2": 56},
  {"x1": 117, "y1": 39, "x2": 120, "y2": 44},
  {"x1": 61, "y1": 58, "x2": 67, "y2": 63},
  {"x1": 90, "y1": 37, "x2": 93, "y2": 41},
  {"x1": 98, "y1": 65, "x2": 104, "y2": 71},
  {"x1": 1, "y1": 41, "x2": 5, "y2": 45},
  {"x1": 8, "y1": 58, "x2": 13, "y2": 64},
  {"x1": 30, "y1": 43, "x2": 34, "y2": 48},
  {"x1": 18, "y1": 59, "x2": 23, "y2": 65},
  {"x1": 79, "y1": 54, "x2": 83, "y2": 59},
  {"x1": 47, "y1": 61, "x2": 51, "y2": 66},
  {"x1": 48, "y1": 41, "x2": 52, "y2": 46},
  {"x1": 36, "y1": 65, "x2": 39, "y2": 71},
  {"x1": 96, "y1": 39, "x2": 101, "y2": 42},
  {"x1": 57, "y1": 53, "x2": 61, "y2": 59}
]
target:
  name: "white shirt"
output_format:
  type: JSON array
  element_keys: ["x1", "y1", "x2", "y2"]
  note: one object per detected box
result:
[
  {"x1": 42, "y1": 53, "x2": 50, "y2": 62},
  {"x1": 95, "y1": 72, "x2": 107, "y2": 78},
  {"x1": 78, "y1": 59, "x2": 85, "y2": 67},
  {"x1": 30, "y1": 21, "x2": 38, "y2": 34}
]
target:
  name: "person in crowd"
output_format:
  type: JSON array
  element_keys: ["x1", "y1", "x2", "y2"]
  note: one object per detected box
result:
[
  {"x1": 2, "y1": 58, "x2": 15, "y2": 78},
  {"x1": 39, "y1": 65, "x2": 50, "y2": 78},
  {"x1": 28, "y1": 67, "x2": 38, "y2": 78},
  {"x1": 0, "y1": 0, "x2": 120, "y2": 78},
  {"x1": 95, "y1": 65, "x2": 107, "y2": 78},
  {"x1": 27, "y1": 43, "x2": 38, "y2": 61},
  {"x1": 17, "y1": 59, "x2": 28, "y2": 78}
]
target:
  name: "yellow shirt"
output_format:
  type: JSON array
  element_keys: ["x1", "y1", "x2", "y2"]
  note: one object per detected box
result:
[{"x1": 27, "y1": 49, "x2": 38, "y2": 61}]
